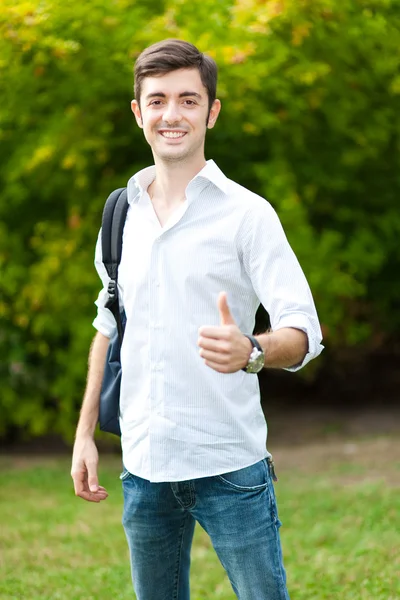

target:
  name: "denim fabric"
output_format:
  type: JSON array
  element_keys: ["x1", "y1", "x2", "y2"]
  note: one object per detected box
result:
[{"x1": 121, "y1": 458, "x2": 290, "y2": 600}]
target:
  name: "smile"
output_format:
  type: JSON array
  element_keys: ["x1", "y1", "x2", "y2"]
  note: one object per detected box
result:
[{"x1": 159, "y1": 131, "x2": 187, "y2": 139}]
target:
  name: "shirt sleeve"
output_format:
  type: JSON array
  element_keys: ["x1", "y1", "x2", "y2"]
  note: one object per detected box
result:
[
  {"x1": 92, "y1": 229, "x2": 117, "y2": 339},
  {"x1": 240, "y1": 199, "x2": 324, "y2": 371}
]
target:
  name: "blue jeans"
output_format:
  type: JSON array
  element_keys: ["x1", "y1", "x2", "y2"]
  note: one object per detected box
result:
[{"x1": 121, "y1": 458, "x2": 290, "y2": 600}]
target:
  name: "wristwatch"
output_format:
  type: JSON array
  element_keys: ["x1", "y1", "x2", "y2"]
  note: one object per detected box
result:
[{"x1": 241, "y1": 334, "x2": 265, "y2": 374}]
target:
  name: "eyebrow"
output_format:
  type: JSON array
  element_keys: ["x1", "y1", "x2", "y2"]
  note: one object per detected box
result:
[{"x1": 145, "y1": 91, "x2": 203, "y2": 100}]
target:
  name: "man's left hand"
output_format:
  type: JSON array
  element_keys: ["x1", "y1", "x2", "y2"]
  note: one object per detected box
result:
[{"x1": 197, "y1": 292, "x2": 252, "y2": 373}]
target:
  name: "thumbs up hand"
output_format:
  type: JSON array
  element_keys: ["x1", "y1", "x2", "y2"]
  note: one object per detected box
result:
[{"x1": 198, "y1": 292, "x2": 253, "y2": 373}]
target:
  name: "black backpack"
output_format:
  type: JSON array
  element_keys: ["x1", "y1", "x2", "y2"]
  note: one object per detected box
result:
[{"x1": 98, "y1": 187, "x2": 129, "y2": 436}]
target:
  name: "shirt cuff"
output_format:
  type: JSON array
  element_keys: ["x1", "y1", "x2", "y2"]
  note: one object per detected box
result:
[
  {"x1": 272, "y1": 314, "x2": 324, "y2": 372},
  {"x1": 92, "y1": 289, "x2": 117, "y2": 338},
  {"x1": 92, "y1": 315, "x2": 114, "y2": 338}
]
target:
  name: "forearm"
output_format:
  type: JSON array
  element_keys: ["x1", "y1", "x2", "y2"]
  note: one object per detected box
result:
[
  {"x1": 75, "y1": 331, "x2": 110, "y2": 439},
  {"x1": 255, "y1": 327, "x2": 308, "y2": 369}
]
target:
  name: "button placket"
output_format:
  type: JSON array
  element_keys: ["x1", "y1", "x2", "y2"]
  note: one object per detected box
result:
[{"x1": 148, "y1": 236, "x2": 165, "y2": 431}]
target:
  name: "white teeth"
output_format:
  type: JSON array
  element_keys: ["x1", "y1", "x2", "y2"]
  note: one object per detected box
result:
[{"x1": 161, "y1": 131, "x2": 185, "y2": 138}]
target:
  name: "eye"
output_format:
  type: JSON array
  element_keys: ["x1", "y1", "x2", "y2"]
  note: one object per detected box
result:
[
  {"x1": 149, "y1": 100, "x2": 163, "y2": 106},
  {"x1": 183, "y1": 99, "x2": 196, "y2": 105}
]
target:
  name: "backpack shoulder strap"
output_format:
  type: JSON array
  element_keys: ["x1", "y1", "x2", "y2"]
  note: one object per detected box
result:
[
  {"x1": 101, "y1": 188, "x2": 128, "y2": 280},
  {"x1": 101, "y1": 187, "x2": 129, "y2": 343}
]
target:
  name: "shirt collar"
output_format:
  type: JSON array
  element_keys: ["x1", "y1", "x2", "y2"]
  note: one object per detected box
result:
[
  {"x1": 127, "y1": 166, "x2": 155, "y2": 204},
  {"x1": 191, "y1": 160, "x2": 228, "y2": 195},
  {"x1": 127, "y1": 159, "x2": 228, "y2": 205}
]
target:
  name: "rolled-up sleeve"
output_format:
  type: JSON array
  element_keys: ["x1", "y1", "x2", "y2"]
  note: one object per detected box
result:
[
  {"x1": 241, "y1": 199, "x2": 324, "y2": 371},
  {"x1": 92, "y1": 229, "x2": 117, "y2": 339}
]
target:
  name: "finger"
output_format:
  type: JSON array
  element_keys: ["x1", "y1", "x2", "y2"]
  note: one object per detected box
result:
[
  {"x1": 77, "y1": 490, "x2": 108, "y2": 503},
  {"x1": 90, "y1": 486, "x2": 108, "y2": 497},
  {"x1": 198, "y1": 337, "x2": 230, "y2": 352},
  {"x1": 71, "y1": 465, "x2": 108, "y2": 502},
  {"x1": 204, "y1": 359, "x2": 231, "y2": 373},
  {"x1": 218, "y1": 292, "x2": 236, "y2": 326},
  {"x1": 87, "y1": 461, "x2": 99, "y2": 492},
  {"x1": 71, "y1": 470, "x2": 86, "y2": 497},
  {"x1": 75, "y1": 483, "x2": 108, "y2": 501},
  {"x1": 198, "y1": 326, "x2": 230, "y2": 339},
  {"x1": 199, "y1": 349, "x2": 228, "y2": 364}
]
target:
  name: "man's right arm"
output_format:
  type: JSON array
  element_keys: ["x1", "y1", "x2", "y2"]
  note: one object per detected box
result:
[{"x1": 71, "y1": 331, "x2": 110, "y2": 502}]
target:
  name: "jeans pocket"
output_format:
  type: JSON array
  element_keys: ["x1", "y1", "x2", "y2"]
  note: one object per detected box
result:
[{"x1": 216, "y1": 459, "x2": 270, "y2": 491}]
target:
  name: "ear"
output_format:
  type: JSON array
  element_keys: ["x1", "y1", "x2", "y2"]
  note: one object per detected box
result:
[
  {"x1": 131, "y1": 99, "x2": 143, "y2": 129},
  {"x1": 207, "y1": 99, "x2": 221, "y2": 129}
]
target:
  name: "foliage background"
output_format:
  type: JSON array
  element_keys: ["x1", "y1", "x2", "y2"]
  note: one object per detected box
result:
[{"x1": 1, "y1": 0, "x2": 399, "y2": 439}]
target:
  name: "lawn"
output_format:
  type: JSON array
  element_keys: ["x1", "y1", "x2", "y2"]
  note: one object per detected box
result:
[{"x1": 0, "y1": 436, "x2": 399, "y2": 600}]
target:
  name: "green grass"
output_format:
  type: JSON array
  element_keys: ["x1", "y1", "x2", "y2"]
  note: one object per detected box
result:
[{"x1": 0, "y1": 442, "x2": 399, "y2": 600}]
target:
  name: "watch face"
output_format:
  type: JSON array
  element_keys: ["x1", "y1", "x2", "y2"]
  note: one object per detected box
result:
[{"x1": 246, "y1": 350, "x2": 265, "y2": 373}]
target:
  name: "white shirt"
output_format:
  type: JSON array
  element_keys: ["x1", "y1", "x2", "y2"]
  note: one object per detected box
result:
[{"x1": 93, "y1": 160, "x2": 323, "y2": 482}]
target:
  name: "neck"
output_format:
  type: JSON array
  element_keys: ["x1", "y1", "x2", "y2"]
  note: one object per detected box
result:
[{"x1": 149, "y1": 154, "x2": 207, "y2": 206}]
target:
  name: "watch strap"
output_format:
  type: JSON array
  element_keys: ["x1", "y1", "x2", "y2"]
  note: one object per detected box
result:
[
  {"x1": 241, "y1": 334, "x2": 263, "y2": 372},
  {"x1": 242, "y1": 334, "x2": 263, "y2": 352}
]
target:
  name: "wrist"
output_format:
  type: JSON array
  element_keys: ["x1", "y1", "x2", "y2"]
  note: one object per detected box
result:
[
  {"x1": 243, "y1": 336, "x2": 253, "y2": 367},
  {"x1": 254, "y1": 332, "x2": 269, "y2": 353},
  {"x1": 75, "y1": 422, "x2": 96, "y2": 441},
  {"x1": 241, "y1": 334, "x2": 265, "y2": 373}
]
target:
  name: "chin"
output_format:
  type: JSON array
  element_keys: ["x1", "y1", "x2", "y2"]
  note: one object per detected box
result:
[{"x1": 157, "y1": 149, "x2": 192, "y2": 162}]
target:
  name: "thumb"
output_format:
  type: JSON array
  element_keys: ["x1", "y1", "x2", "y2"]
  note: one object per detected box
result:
[
  {"x1": 218, "y1": 292, "x2": 236, "y2": 326},
  {"x1": 87, "y1": 463, "x2": 99, "y2": 492}
]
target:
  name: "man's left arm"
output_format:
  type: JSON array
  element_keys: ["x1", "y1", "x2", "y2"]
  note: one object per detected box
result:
[
  {"x1": 255, "y1": 327, "x2": 308, "y2": 370},
  {"x1": 198, "y1": 200, "x2": 323, "y2": 373},
  {"x1": 241, "y1": 199, "x2": 324, "y2": 372}
]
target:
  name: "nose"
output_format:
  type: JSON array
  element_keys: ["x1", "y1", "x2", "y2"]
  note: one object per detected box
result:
[{"x1": 162, "y1": 101, "x2": 182, "y2": 125}]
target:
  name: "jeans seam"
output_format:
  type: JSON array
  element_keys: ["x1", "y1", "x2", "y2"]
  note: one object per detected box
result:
[
  {"x1": 188, "y1": 481, "x2": 196, "y2": 509},
  {"x1": 215, "y1": 459, "x2": 271, "y2": 492},
  {"x1": 171, "y1": 482, "x2": 196, "y2": 510},
  {"x1": 216, "y1": 461, "x2": 269, "y2": 492},
  {"x1": 215, "y1": 475, "x2": 269, "y2": 491},
  {"x1": 264, "y1": 463, "x2": 288, "y2": 598},
  {"x1": 270, "y1": 522, "x2": 289, "y2": 599},
  {"x1": 173, "y1": 513, "x2": 190, "y2": 600}
]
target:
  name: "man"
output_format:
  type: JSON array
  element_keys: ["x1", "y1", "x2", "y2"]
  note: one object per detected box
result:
[{"x1": 71, "y1": 39, "x2": 323, "y2": 600}]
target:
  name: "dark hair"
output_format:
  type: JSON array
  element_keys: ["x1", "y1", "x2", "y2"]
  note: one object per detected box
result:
[{"x1": 134, "y1": 39, "x2": 217, "y2": 113}]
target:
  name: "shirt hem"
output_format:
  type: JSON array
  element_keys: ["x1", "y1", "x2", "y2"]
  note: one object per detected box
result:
[{"x1": 122, "y1": 452, "x2": 272, "y2": 483}]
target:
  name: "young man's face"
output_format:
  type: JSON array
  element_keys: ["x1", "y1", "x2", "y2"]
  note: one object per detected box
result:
[{"x1": 131, "y1": 68, "x2": 220, "y2": 164}]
